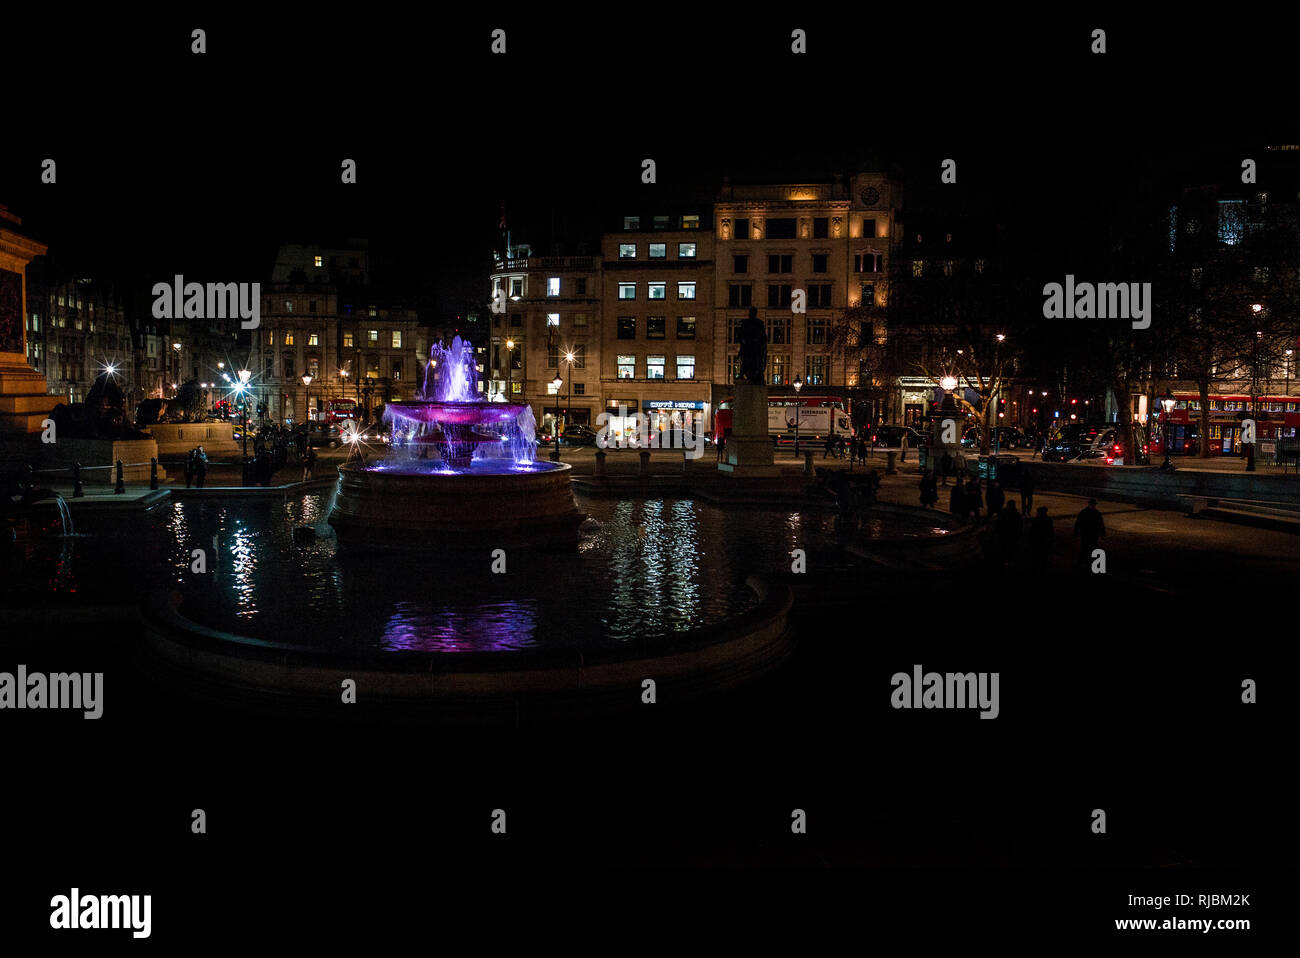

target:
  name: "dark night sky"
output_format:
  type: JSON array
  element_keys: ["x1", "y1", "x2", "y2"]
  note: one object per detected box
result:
[{"x1": 2, "y1": 11, "x2": 1292, "y2": 324}]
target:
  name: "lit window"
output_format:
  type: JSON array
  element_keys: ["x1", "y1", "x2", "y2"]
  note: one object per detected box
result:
[
  {"x1": 653, "y1": 216, "x2": 671, "y2": 230},
  {"x1": 619, "y1": 244, "x2": 636, "y2": 259},
  {"x1": 681, "y1": 214, "x2": 700, "y2": 230},
  {"x1": 368, "y1": 329, "x2": 379, "y2": 343},
  {"x1": 624, "y1": 216, "x2": 640, "y2": 230},
  {"x1": 343, "y1": 332, "x2": 354, "y2": 347},
  {"x1": 649, "y1": 243, "x2": 666, "y2": 258},
  {"x1": 510, "y1": 279, "x2": 523, "y2": 298},
  {"x1": 546, "y1": 314, "x2": 560, "y2": 328},
  {"x1": 393, "y1": 365, "x2": 401, "y2": 380},
  {"x1": 647, "y1": 355, "x2": 665, "y2": 379},
  {"x1": 313, "y1": 255, "x2": 323, "y2": 267},
  {"x1": 285, "y1": 332, "x2": 295, "y2": 346},
  {"x1": 391, "y1": 330, "x2": 402, "y2": 348},
  {"x1": 617, "y1": 355, "x2": 635, "y2": 379},
  {"x1": 677, "y1": 282, "x2": 696, "y2": 299},
  {"x1": 548, "y1": 277, "x2": 560, "y2": 296},
  {"x1": 676, "y1": 356, "x2": 695, "y2": 380},
  {"x1": 308, "y1": 333, "x2": 319, "y2": 346},
  {"x1": 679, "y1": 243, "x2": 696, "y2": 258},
  {"x1": 649, "y1": 283, "x2": 666, "y2": 300},
  {"x1": 619, "y1": 283, "x2": 636, "y2": 300}
]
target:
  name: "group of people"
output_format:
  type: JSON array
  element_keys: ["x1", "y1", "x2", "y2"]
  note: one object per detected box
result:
[
  {"x1": 822, "y1": 435, "x2": 881, "y2": 464},
  {"x1": 183, "y1": 446, "x2": 208, "y2": 488},
  {"x1": 924, "y1": 468, "x2": 1106, "y2": 571}
]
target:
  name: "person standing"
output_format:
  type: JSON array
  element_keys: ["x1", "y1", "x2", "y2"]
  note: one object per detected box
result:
[
  {"x1": 1019, "y1": 469, "x2": 1036, "y2": 514},
  {"x1": 194, "y1": 446, "x2": 207, "y2": 488},
  {"x1": 184, "y1": 447, "x2": 195, "y2": 488},
  {"x1": 967, "y1": 478, "x2": 982, "y2": 524},
  {"x1": 997, "y1": 500, "x2": 1022, "y2": 566},
  {"x1": 986, "y1": 478, "x2": 1004, "y2": 520},
  {"x1": 1029, "y1": 506, "x2": 1053, "y2": 574},
  {"x1": 1074, "y1": 498, "x2": 1105, "y2": 565}
]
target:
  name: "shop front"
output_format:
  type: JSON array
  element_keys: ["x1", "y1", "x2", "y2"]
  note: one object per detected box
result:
[{"x1": 642, "y1": 399, "x2": 707, "y2": 447}]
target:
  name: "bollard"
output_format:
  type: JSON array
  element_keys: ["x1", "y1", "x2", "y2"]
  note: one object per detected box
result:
[
  {"x1": 886, "y1": 451, "x2": 897, "y2": 475},
  {"x1": 638, "y1": 450, "x2": 651, "y2": 477},
  {"x1": 73, "y1": 462, "x2": 84, "y2": 498},
  {"x1": 114, "y1": 459, "x2": 126, "y2": 494},
  {"x1": 594, "y1": 449, "x2": 606, "y2": 477},
  {"x1": 803, "y1": 450, "x2": 814, "y2": 476},
  {"x1": 150, "y1": 457, "x2": 159, "y2": 490}
]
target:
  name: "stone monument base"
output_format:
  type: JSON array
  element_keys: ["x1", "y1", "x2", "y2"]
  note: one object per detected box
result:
[
  {"x1": 0, "y1": 351, "x2": 54, "y2": 434},
  {"x1": 42, "y1": 438, "x2": 167, "y2": 484},
  {"x1": 718, "y1": 382, "x2": 781, "y2": 477},
  {"x1": 146, "y1": 422, "x2": 241, "y2": 457}
]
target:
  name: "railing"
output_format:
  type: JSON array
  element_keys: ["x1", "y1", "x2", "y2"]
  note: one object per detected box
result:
[{"x1": 26, "y1": 458, "x2": 161, "y2": 495}]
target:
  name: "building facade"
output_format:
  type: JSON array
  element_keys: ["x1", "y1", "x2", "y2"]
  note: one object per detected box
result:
[{"x1": 254, "y1": 244, "x2": 428, "y2": 424}]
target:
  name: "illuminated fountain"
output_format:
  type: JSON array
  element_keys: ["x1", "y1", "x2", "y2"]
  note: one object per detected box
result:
[{"x1": 327, "y1": 336, "x2": 582, "y2": 550}]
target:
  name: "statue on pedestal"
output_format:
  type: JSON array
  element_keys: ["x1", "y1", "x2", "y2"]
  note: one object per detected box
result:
[{"x1": 737, "y1": 306, "x2": 767, "y2": 385}]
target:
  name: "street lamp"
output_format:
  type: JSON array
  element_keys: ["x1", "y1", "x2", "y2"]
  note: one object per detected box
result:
[
  {"x1": 549, "y1": 372, "x2": 564, "y2": 461},
  {"x1": 564, "y1": 352, "x2": 574, "y2": 442},
  {"x1": 302, "y1": 374, "x2": 313, "y2": 433},
  {"x1": 1161, "y1": 390, "x2": 1176, "y2": 471},
  {"x1": 792, "y1": 375, "x2": 803, "y2": 457},
  {"x1": 506, "y1": 339, "x2": 515, "y2": 399},
  {"x1": 1286, "y1": 349, "x2": 1293, "y2": 397}
]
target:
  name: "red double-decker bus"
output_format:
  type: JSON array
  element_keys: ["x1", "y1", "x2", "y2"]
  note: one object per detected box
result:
[{"x1": 1152, "y1": 393, "x2": 1300, "y2": 456}]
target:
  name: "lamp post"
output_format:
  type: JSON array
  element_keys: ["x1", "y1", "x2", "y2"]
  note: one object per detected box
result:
[
  {"x1": 564, "y1": 351, "x2": 574, "y2": 440},
  {"x1": 792, "y1": 375, "x2": 803, "y2": 457},
  {"x1": 992, "y1": 333, "x2": 1006, "y2": 470},
  {"x1": 302, "y1": 374, "x2": 313, "y2": 440},
  {"x1": 506, "y1": 338, "x2": 515, "y2": 399},
  {"x1": 1161, "y1": 390, "x2": 1176, "y2": 471},
  {"x1": 549, "y1": 372, "x2": 564, "y2": 461},
  {"x1": 1286, "y1": 349, "x2": 1293, "y2": 397}
]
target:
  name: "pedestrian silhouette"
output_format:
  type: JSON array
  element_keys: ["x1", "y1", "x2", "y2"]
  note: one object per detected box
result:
[
  {"x1": 997, "y1": 500, "x2": 1022, "y2": 566},
  {"x1": 1030, "y1": 505, "x2": 1053, "y2": 573},
  {"x1": 1074, "y1": 498, "x2": 1105, "y2": 565},
  {"x1": 1020, "y1": 469, "x2": 1036, "y2": 514}
]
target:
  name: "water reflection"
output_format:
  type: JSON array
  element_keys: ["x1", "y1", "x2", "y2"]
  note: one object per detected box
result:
[{"x1": 13, "y1": 493, "x2": 947, "y2": 652}]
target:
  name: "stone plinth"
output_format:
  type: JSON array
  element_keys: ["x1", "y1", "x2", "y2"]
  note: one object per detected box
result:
[
  {"x1": 0, "y1": 207, "x2": 52, "y2": 434},
  {"x1": 43, "y1": 438, "x2": 167, "y2": 484},
  {"x1": 146, "y1": 422, "x2": 241, "y2": 457},
  {"x1": 718, "y1": 382, "x2": 780, "y2": 477}
]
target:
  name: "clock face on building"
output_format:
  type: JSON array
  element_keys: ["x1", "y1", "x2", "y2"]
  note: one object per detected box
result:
[{"x1": 860, "y1": 187, "x2": 880, "y2": 205}]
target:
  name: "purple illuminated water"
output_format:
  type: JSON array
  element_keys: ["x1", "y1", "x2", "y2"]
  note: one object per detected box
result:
[{"x1": 378, "y1": 335, "x2": 538, "y2": 472}]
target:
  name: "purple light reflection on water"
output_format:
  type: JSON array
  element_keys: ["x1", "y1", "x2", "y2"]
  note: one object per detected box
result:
[{"x1": 380, "y1": 601, "x2": 539, "y2": 652}]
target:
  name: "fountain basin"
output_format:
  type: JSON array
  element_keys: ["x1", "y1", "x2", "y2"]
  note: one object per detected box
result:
[{"x1": 327, "y1": 459, "x2": 583, "y2": 551}]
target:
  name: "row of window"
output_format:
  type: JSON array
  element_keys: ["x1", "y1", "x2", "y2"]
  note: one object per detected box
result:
[
  {"x1": 725, "y1": 284, "x2": 840, "y2": 308},
  {"x1": 616, "y1": 316, "x2": 697, "y2": 340},
  {"x1": 618, "y1": 243, "x2": 698, "y2": 260},
  {"x1": 273, "y1": 355, "x2": 403, "y2": 381},
  {"x1": 725, "y1": 354, "x2": 830, "y2": 386},
  {"x1": 616, "y1": 354, "x2": 696, "y2": 380},
  {"x1": 727, "y1": 316, "x2": 833, "y2": 346},
  {"x1": 623, "y1": 215, "x2": 701, "y2": 230},
  {"x1": 266, "y1": 330, "x2": 402, "y2": 348},
  {"x1": 726, "y1": 217, "x2": 878, "y2": 241},
  {"x1": 618, "y1": 282, "x2": 696, "y2": 301}
]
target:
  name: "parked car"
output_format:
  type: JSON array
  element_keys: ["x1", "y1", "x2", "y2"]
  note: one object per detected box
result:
[
  {"x1": 871, "y1": 425, "x2": 925, "y2": 448},
  {"x1": 305, "y1": 422, "x2": 343, "y2": 448},
  {"x1": 961, "y1": 426, "x2": 1028, "y2": 450},
  {"x1": 560, "y1": 423, "x2": 599, "y2": 446}
]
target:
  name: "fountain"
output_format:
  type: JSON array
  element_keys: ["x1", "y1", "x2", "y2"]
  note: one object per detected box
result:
[{"x1": 327, "y1": 336, "x2": 582, "y2": 550}]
